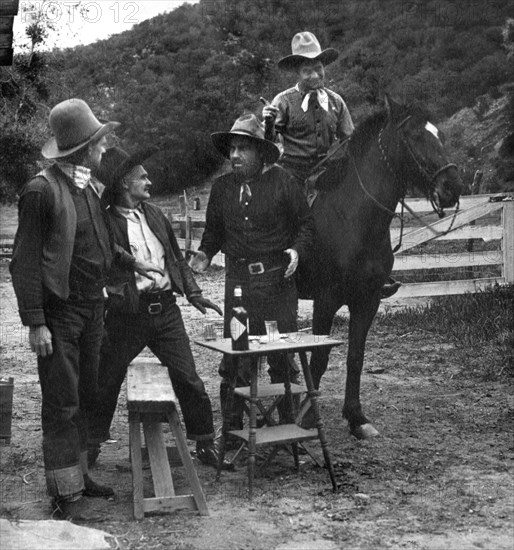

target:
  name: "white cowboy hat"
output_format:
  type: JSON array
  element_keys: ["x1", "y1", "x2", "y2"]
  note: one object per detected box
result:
[
  {"x1": 42, "y1": 98, "x2": 120, "y2": 159},
  {"x1": 278, "y1": 31, "x2": 339, "y2": 70}
]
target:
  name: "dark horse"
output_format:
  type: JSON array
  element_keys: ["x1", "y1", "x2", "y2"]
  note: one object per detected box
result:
[{"x1": 304, "y1": 95, "x2": 462, "y2": 439}]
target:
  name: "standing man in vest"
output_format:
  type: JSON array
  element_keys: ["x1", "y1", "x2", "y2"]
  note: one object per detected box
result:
[
  {"x1": 263, "y1": 31, "x2": 401, "y2": 299},
  {"x1": 10, "y1": 99, "x2": 161, "y2": 522},
  {"x1": 86, "y1": 147, "x2": 234, "y2": 472}
]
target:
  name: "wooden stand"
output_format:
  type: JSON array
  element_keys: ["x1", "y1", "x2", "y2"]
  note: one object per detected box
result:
[
  {"x1": 127, "y1": 362, "x2": 209, "y2": 520},
  {"x1": 230, "y1": 382, "x2": 324, "y2": 469},
  {"x1": 195, "y1": 334, "x2": 344, "y2": 498}
]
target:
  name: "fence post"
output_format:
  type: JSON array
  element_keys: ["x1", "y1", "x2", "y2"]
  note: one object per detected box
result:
[
  {"x1": 185, "y1": 215, "x2": 192, "y2": 251},
  {"x1": 502, "y1": 201, "x2": 514, "y2": 284},
  {"x1": 179, "y1": 195, "x2": 186, "y2": 217}
]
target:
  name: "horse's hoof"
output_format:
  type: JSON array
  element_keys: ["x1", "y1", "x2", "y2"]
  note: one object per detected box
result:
[{"x1": 351, "y1": 423, "x2": 380, "y2": 439}]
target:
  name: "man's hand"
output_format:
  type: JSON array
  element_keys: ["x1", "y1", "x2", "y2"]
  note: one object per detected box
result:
[
  {"x1": 29, "y1": 325, "x2": 53, "y2": 357},
  {"x1": 190, "y1": 296, "x2": 223, "y2": 316},
  {"x1": 134, "y1": 260, "x2": 165, "y2": 280},
  {"x1": 186, "y1": 250, "x2": 210, "y2": 273},
  {"x1": 284, "y1": 248, "x2": 299, "y2": 278},
  {"x1": 262, "y1": 104, "x2": 278, "y2": 122}
]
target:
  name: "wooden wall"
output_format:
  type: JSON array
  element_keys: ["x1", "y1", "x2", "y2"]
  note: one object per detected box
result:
[{"x1": 0, "y1": 0, "x2": 19, "y2": 66}]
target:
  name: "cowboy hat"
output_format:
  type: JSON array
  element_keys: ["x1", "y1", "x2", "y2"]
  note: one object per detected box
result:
[
  {"x1": 211, "y1": 114, "x2": 280, "y2": 165},
  {"x1": 42, "y1": 98, "x2": 120, "y2": 159},
  {"x1": 93, "y1": 146, "x2": 159, "y2": 192},
  {"x1": 278, "y1": 31, "x2": 339, "y2": 71}
]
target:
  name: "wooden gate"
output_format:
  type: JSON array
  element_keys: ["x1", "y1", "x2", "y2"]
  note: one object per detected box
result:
[
  {"x1": 172, "y1": 193, "x2": 514, "y2": 301},
  {"x1": 390, "y1": 194, "x2": 514, "y2": 300}
]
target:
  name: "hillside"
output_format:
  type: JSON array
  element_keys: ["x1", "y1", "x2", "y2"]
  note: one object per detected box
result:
[
  {"x1": 1, "y1": 0, "x2": 513, "y2": 200},
  {"x1": 441, "y1": 85, "x2": 514, "y2": 193}
]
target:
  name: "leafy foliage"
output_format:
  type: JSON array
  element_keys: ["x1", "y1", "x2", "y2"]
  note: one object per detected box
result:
[{"x1": 1, "y1": 0, "x2": 513, "y2": 198}]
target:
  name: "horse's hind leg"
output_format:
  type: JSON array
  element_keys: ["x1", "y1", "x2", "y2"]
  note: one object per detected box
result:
[
  {"x1": 344, "y1": 299, "x2": 381, "y2": 439},
  {"x1": 310, "y1": 288, "x2": 343, "y2": 389}
]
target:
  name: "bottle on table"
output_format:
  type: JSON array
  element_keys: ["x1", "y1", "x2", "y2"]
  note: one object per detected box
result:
[{"x1": 230, "y1": 285, "x2": 249, "y2": 350}]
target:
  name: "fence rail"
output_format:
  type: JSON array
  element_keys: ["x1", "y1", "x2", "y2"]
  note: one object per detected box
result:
[
  {"x1": 172, "y1": 193, "x2": 514, "y2": 301},
  {"x1": 2, "y1": 193, "x2": 512, "y2": 302}
]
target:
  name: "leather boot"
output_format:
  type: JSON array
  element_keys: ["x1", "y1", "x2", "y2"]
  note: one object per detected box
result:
[
  {"x1": 196, "y1": 441, "x2": 235, "y2": 471},
  {"x1": 82, "y1": 474, "x2": 114, "y2": 498},
  {"x1": 52, "y1": 496, "x2": 105, "y2": 523},
  {"x1": 380, "y1": 278, "x2": 402, "y2": 299},
  {"x1": 87, "y1": 445, "x2": 101, "y2": 468}
]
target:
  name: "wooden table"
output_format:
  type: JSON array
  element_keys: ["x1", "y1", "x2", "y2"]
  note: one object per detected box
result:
[{"x1": 195, "y1": 333, "x2": 343, "y2": 497}]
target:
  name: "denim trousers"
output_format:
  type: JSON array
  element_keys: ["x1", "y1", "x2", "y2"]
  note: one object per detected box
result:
[
  {"x1": 88, "y1": 300, "x2": 215, "y2": 444},
  {"x1": 38, "y1": 297, "x2": 104, "y2": 497},
  {"x1": 219, "y1": 269, "x2": 300, "y2": 429}
]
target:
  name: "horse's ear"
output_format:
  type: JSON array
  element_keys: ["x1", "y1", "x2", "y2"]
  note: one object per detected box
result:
[{"x1": 384, "y1": 93, "x2": 402, "y2": 121}]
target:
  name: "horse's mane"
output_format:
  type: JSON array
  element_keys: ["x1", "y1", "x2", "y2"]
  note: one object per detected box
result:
[
  {"x1": 347, "y1": 109, "x2": 388, "y2": 158},
  {"x1": 347, "y1": 101, "x2": 435, "y2": 158},
  {"x1": 318, "y1": 102, "x2": 436, "y2": 190}
]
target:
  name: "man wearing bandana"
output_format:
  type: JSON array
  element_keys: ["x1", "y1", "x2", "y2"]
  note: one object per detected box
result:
[
  {"x1": 263, "y1": 32, "x2": 401, "y2": 299},
  {"x1": 262, "y1": 31, "x2": 354, "y2": 189},
  {"x1": 188, "y1": 114, "x2": 314, "y2": 436}
]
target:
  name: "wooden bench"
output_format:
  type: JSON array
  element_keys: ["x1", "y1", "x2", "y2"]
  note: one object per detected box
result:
[{"x1": 127, "y1": 361, "x2": 209, "y2": 519}]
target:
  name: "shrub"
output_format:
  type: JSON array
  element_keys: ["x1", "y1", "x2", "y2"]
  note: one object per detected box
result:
[
  {"x1": 378, "y1": 284, "x2": 514, "y2": 379},
  {"x1": 0, "y1": 123, "x2": 44, "y2": 203}
]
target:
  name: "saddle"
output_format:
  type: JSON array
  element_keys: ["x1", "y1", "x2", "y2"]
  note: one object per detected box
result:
[{"x1": 304, "y1": 138, "x2": 351, "y2": 207}]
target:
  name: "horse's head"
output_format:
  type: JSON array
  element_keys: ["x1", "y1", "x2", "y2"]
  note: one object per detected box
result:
[{"x1": 384, "y1": 95, "x2": 462, "y2": 215}]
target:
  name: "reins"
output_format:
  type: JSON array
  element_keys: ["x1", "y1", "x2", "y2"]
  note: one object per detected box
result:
[{"x1": 349, "y1": 117, "x2": 460, "y2": 249}]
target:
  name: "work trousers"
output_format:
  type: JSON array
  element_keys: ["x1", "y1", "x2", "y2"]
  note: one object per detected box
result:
[
  {"x1": 38, "y1": 297, "x2": 104, "y2": 498},
  {"x1": 88, "y1": 299, "x2": 215, "y2": 444},
  {"x1": 219, "y1": 268, "x2": 300, "y2": 429}
]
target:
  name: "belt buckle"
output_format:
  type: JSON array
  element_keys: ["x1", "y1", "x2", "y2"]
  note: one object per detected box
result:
[
  {"x1": 148, "y1": 302, "x2": 162, "y2": 315},
  {"x1": 248, "y1": 262, "x2": 265, "y2": 275}
]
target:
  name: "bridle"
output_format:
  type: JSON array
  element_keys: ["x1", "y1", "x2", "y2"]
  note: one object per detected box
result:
[
  {"x1": 393, "y1": 114, "x2": 458, "y2": 218},
  {"x1": 350, "y1": 114, "x2": 460, "y2": 252}
]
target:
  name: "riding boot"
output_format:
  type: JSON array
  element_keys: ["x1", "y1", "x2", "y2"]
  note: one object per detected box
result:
[
  {"x1": 219, "y1": 378, "x2": 245, "y2": 432},
  {"x1": 380, "y1": 277, "x2": 402, "y2": 299}
]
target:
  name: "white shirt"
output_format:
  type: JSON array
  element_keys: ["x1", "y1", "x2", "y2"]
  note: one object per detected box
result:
[{"x1": 115, "y1": 205, "x2": 172, "y2": 294}]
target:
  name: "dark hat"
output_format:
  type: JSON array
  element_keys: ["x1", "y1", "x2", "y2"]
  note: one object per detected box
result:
[
  {"x1": 211, "y1": 114, "x2": 280, "y2": 165},
  {"x1": 278, "y1": 31, "x2": 339, "y2": 71},
  {"x1": 42, "y1": 98, "x2": 120, "y2": 159},
  {"x1": 94, "y1": 146, "x2": 158, "y2": 189}
]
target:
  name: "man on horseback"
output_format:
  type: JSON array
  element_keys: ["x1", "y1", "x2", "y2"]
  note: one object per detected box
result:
[
  {"x1": 263, "y1": 31, "x2": 354, "y2": 192},
  {"x1": 262, "y1": 31, "x2": 401, "y2": 299}
]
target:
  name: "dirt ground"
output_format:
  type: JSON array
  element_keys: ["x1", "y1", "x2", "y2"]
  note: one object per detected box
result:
[{"x1": 1, "y1": 257, "x2": 513, "y2": 550}]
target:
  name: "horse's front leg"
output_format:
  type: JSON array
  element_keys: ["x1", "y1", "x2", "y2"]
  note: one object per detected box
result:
[
  {"x1": 310, "y1": 287, "x2": 343, "y2": 389},
  {"x1": 343, "y1": 298, "x2": 381, "y2": 439}
]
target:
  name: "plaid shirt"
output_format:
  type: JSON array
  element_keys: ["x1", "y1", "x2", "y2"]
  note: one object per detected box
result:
[{"x1": 271, "y1": 84, "x2": 354, "y2": 163}]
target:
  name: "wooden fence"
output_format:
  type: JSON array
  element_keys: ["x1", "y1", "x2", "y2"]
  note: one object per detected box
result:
[
  {"x1": 1, "y1": 193, "x2": 512, "y2": 301},
  {"x1": 170, "y1": 193, "x2": 514, "y2": 301}
]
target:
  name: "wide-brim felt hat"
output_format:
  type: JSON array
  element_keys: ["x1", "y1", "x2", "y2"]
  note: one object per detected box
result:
[
  {"x1": 211, "y1": 114, "x2": 280, "y2": 165},
  {"x1": 42, "y1": 98, "x2": 120, "y2": 159},
  {"x1": 278, "y1": 31, "x2": 339, "y2": 70},
  {"x1": 93, "y1": 146, "x2": 159, "y2": 190}
]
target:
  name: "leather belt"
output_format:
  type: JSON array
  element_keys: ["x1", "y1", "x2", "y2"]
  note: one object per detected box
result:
[
  {"x1": 228, "y1": 255, "x2": 287, "y2": 276},
  {"x1": 281, "y1": 154, "x2": 326, "y2": 168},
  {"x1": 138, "y1": 290, "x2": 175, "y2": 315}
]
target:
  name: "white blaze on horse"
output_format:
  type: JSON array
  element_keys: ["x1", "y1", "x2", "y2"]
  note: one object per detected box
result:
[{"x1": 302, "y1": 95, "x2": 462, "y2": 439}]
